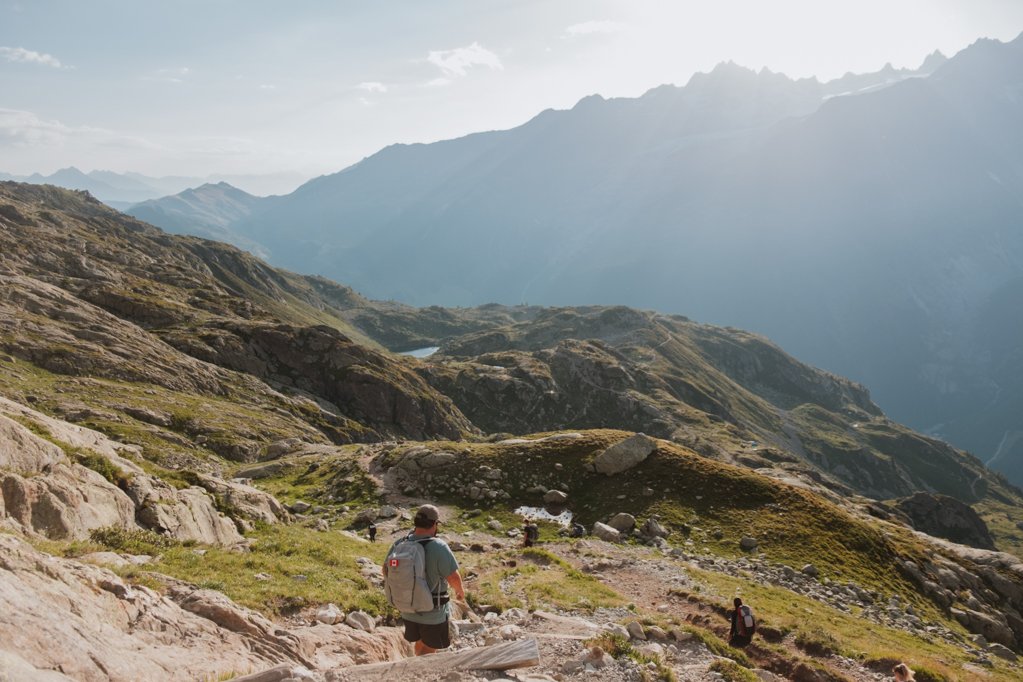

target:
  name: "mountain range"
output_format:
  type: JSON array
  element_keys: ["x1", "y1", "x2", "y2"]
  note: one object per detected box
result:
[
  {"x1": 3, "y1": 182, "x2": 1023, "y2": 679},
  {"x1": 124, "y1": 35, "x2": 1023, "y2": 486},
  {"x1": 0, "y1": 168, "x2": 306, "y2": 206}
]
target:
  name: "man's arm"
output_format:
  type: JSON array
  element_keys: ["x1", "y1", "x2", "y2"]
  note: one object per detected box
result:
[{"x1": 447, "y1": 570, "x2": 465, "y2": 600}]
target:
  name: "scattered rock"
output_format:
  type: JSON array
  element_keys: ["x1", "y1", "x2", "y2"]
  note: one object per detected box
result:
[
  {"x1": 626, "y1": 621, "x2": 647, "y2": 640},
  {"x1": 345, "y1": 611, "x2": 375, "y2": 633},
  {"x1": 739, "y1": 536, "x2": 758, "y2": 551}
]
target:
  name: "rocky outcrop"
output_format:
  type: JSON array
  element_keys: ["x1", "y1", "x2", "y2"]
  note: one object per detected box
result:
[
  {"x1": 1, "y1": 463, "x2": 137, "y2": 540},
  {"x1": 895, "y1": 493, "x2": 995, "y2": 549},
  {"x1": 0, "y1": 532, "x2": 409, "y2": 681},
  {"x1": 163, "y1": 320, "x2": 476, "y2": 444},
  {"x1": 193, "y1": 473, "x2": 289, "y2": 525},
  {"x1": 0, "y1": 399, "x2": 246, "y2": 545},
  {"x1": 128, "y1": 477, "x2": 244, "y2": 545}
]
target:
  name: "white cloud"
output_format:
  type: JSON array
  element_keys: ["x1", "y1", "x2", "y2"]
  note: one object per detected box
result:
[
  {"x1": 427, "y1": 42, "x2": 502, "y2": 78},
  {"x1": 423, "y1": 77, "x2": 452, "y2": 88},
  {"x1": 259, "y1": 84, "x2": 276, "y2": 90},
  {"x1": 0, "y1": 108, "x2": 158, "y2": 151},
  {"x1": 143, "y1": 67, "x2": 190, "y2": 84},
  {"x1": 357, "y1": 81, "x2": 387, "y2": 93},
  {"x1": 563, "y1": 20, "x2": 626, "y2": 38},
  {"x1": 0, "y1": 46, "x2": 63, "y2": 68},
  {"x1": 0, "y1": 108, "x2": 69, "y2": 146}
]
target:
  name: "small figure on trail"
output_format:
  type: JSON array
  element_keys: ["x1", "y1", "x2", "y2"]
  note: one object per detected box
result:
[
  {"x1": 367, "y1": 522, "x2": 377, "y2": 542},
  {"x1": 729, "y1": 597, "x2": 756, "y2": 647},
  {"x1": 523, "y1": 521, "x2": 539, "y2": 548},
  {"x1": 382, "y1": 504, "x2": 465, "y2": 656},
  {"x1": 892, "y1": 663, "x2": 916, "y2": 681},
  {"x1": 570, "y1": 522, "x2": 586, "y2": 538}
]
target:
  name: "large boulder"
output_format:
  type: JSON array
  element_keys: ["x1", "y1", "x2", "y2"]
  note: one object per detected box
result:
[
  {"x1": 592, "y1": 434, "x2": 657, "y2": 475},
  {"x1": 607, "y1": 513, "x2": 636, "y2": 533}
]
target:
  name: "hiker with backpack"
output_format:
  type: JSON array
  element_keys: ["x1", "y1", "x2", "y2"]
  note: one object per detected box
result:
[
  {"x1": 892, "y1": 663, "x2": 916, "y2": 681},
  {"x1": 382, "y1": 504, "x2": 465, "y2": 655},
  {"x1": 523, "y1": 521, "x2": 539, "y2": 548},
  {"x1": 729, "y1": 597, "x2": 756, "y2": 647}
]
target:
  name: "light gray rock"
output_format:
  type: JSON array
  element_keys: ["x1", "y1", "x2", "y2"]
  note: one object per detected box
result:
[
  {"x1": 626, "y1": 621, "x2": 647, "y2": 640},
  {"x1": 345, "y1": 610, "x2": 375, "y2": 632},
  {"x1": 592, "y1": 433, "x2": 657, "y2": 475},
  {"x1": 543, "y1": 489, "x2": 568, "y2": 505},
  {"x1": 592, "y1": 522, "x2": 621, "y2": 543},
  {"x1": 801, "y1": 563, "x2": 819, "y2": 577},
  {"x1": 316, "y1": 604, "x2": 344, "y2": 625},
  {"x1": 607, "y1": 513, "x2": 636, "y2": 533}
]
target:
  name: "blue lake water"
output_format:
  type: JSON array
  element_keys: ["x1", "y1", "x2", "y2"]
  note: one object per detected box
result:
[{"x1": 401, "y1": 346, "x2": 440, "y2": 358}]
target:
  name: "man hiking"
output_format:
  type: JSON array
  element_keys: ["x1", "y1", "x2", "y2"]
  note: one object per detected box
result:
[
  {"x1": 523, "y1": 520, "x2": 539, "y2": 548},
  {"x1": 729, "y1": 597, "x2": 756, "y2": 647},
  {"x1": 382, "y1": 504, "x2": 465, "y2": 655}
]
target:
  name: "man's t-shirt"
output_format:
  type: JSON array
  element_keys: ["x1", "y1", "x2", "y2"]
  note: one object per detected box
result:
[{"x1": 386, "y1": 534, "x2": 458, "y2": 625}]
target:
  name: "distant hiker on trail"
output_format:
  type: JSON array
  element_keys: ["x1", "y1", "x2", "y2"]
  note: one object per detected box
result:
[
  {"x1": 523, "y1": 521, "x2": 539, "y2": 548},
  {"x1": 382, "y1": 504, "x2": 465, "y2": 656},
  {"x1": 367, "y1": 522, "x2": 377, "y2": 542},
  {"x1": 892, "y1": 663, "x2": 916, "y2": 681},
  {"x1": 729, "y1": 597, "x2": 756, "y2": 647},
  {"x1": 570, "y1": 522, "x2": 585, "y2": 538}
]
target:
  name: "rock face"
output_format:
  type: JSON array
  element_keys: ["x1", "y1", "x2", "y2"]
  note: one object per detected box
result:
[
  {"x1": 0, "y1": 399, "x2": 246, "y2": 545},
  {"x1": 165, "y1": 320, "x2": 475, "y2": 444},
  {"x1": 895, "y1": 493, "x2": 995, "y2": 549},
  {"x1": 592, "y1": 434, "x2": 657, "y2": 475},
  {"x1": 0, "y1": 533, "x2": 409, "y2": 681}
]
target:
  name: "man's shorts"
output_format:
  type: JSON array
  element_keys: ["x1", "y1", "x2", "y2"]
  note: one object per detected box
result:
[{"x1": 402, "y1": 618, "x2": 451, "y2": 649}]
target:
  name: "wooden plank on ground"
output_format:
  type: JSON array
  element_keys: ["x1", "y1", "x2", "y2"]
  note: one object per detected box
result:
[{"x1": 343, "y1": 638, "x2": 540, "y2": 680}]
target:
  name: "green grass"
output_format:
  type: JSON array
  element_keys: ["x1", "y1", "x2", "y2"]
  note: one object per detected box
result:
[
  {"x1": 135, "y1": 523, "x2": 389, "y2": 616},
  {"x1": 686, "y1": 565, "x2": 1016, "y2": 682},
  {"x1": 708, "y1": 659, "x2": 759, "y2": 682},
  {"x1": 250, "y1": 449, "x2": 379, "y2": 510},
  {"x1": 586, "y1": 631, "x2": 677, "y2": 682},
  {"x1": 465, "y1": 546, "x2": 625, "y2": 612}
]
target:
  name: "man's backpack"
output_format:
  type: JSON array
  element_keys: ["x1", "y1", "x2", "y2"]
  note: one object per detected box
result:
[
  {"x1": 526, "y1": 524, "x2": 539, "y2": 542},
  {"x1": 384, "y1": 534, "x2": 437, "y2": 613},
  {"x1": 736, "y1": 605, "x2": 756, "y2": 636}
]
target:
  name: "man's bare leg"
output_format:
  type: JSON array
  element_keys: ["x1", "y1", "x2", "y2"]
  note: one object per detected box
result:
[{"x1": 414, "y1": 640, "x2": 437, "y2": 656}]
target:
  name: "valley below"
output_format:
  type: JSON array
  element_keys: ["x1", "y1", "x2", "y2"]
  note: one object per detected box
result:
[{"x1": 1, "y1": 183, "x2": 1022, "y2": 681}]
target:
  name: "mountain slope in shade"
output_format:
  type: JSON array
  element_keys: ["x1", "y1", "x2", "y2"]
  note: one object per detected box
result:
[
  {"x1": 128, "y1": 182, "x2": 273, "y2": 258},
  {"x1": 208, "y1": 34, "x2": 1023, "y2": 485}
]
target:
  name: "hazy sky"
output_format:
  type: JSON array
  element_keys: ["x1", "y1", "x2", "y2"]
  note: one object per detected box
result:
[{"x1": 2, "y1": 0, "x2": 1022, "y2": 189}]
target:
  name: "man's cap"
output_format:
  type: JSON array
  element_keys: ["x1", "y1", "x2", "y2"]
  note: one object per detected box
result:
[{"x1": 416, "y1": 504, "x2": 440, "y2": 523}]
